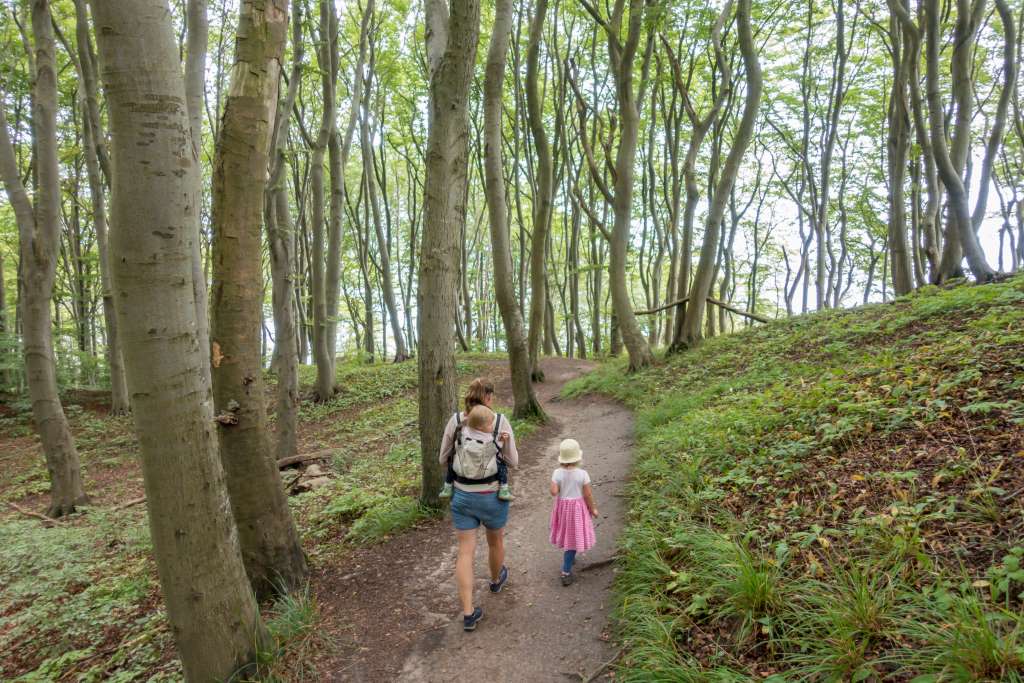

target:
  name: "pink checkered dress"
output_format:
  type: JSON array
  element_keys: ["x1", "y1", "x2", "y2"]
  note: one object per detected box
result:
[{"x1": 550, "y1": 497, "x2": 596, "y2": 552}]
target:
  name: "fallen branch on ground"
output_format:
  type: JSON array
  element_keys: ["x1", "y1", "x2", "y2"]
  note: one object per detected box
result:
[
  {"x1": 112, "y1": 496, "x2": 146, "y2": 511},
  {"x1": 8, "y1": 502, "x2": 64, "y2": 527},
  {"x1": 634, "y1": 296, "x2": 771, "y2": 323},
  {"x1": 277, "y1": 449, "x2": 335, "y2": 469}
]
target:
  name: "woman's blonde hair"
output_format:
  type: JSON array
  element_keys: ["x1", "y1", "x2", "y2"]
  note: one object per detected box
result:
[{"x1": 464, "y1": 378, "x2": 494, "y2": 412}]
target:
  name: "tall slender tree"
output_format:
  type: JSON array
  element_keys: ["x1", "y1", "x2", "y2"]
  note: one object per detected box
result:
[
  {"x1": 484, "y1": 0, "x2": 546, "y2": 419},
  {"x1": 210, "y1": 0, "x2": 308, "y2": 598},
  {"x1": 678, "y1": 0, "x2": 762, "y2": 347},
  {"x1": 576, "y1": 0, "x2": 656, "y2": 371},
  {"x1": 0, "y1": 0, "x2": 87, "y2": 518},
  {"x1": 418, "y1": 0, "x2": 480, "y2": 506}
]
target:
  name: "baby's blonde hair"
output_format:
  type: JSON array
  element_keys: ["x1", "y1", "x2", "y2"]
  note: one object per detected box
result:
[{"x1": 466, "y1": 404, "x2": 495, "y2": 431}]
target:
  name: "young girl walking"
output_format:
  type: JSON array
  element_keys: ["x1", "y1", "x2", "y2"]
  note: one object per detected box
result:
[{"x1": 549, "y1": 438, "x2": 598, "y2": 586}]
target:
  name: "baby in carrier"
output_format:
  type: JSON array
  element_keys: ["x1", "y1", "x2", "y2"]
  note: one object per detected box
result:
[{"x1": 439, "y1": 404, "x2": 514, "y2": 501}]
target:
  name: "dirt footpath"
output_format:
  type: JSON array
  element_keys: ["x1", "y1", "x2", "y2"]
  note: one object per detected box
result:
[{"x1": 315, "y1": 358, "x2": 633, "y2": 682}]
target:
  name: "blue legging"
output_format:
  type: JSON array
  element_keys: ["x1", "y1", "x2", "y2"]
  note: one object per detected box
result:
[{"x1": 562, "y1": 550, "x2": 577, "y2": 574}]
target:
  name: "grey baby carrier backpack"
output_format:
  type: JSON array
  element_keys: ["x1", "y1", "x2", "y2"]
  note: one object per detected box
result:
[{"x1": 451, "y1": 412, "x2": 504, "y2": 484}]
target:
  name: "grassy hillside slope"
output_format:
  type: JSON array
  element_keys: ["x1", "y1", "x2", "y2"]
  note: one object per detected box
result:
[{"x1": 566, "y1": 278, "x2": 1024, "y2": 682}]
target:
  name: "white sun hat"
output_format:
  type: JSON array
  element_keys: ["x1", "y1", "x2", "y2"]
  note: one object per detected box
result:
[{"x1": 558, "y1": 438, "x2": 583, "y2": 464}]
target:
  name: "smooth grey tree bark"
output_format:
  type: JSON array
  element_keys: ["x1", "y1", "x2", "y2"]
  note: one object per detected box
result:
[
  {"x1": 72, "y1": 0, "x2": 129, "y2": 415},
  {"x1": 484, "y1": 0, "x2": 546, "y2": 420},
  {"x1": 577, "y1": 0, "x2": 655, "y2": 371},
  {"x1": 90, "y1": 0, "x2": 269, "y2": 679},
  {"x1": 210, "y1": 0, "x2": 308, "y2": 598},
  {"x1": 0, "y1": 0, "x2": 87, "y2": 518},
  {"x1": 662, "y1": 5, "x2": 731, "y2": 351},
  {"x1": 310, "y1": 0, "x2": 339, "y2": 400},
  {"x1": 185, "y1": 0, "x2": 211, "y2": 376},
  {"x1": 887, "y1": 11, "x2": 915, "y2": 296},
  {"x1": 926, "y1": 0, "x2": 997, "y2": 283},
  {"x1": 418, "y1": 0, "x2": 479, "y2": 507},
  {"x1": 679, "y1": 0, "x2": 762, "y2": 347},
  {"x1": 266, "y1": 0, "x2": 304, "y2": 461},
  {"x1": 525, "y1": 0, "x2": 552, "y2": 382},
  {"x1": 360, "y1": 0, "x2": 409, "y2": 363}
]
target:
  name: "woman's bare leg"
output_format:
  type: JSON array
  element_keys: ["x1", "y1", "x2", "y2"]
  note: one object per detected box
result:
[
  {"x1": 455, "y1": 529, "x2": 477, "y2": 615},
  {"x1": 485, "y1": 527, "x2": 504, "y2": 582}
]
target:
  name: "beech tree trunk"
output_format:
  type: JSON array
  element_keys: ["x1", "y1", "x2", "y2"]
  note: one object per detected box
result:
[
  {"x1": 185, "y1": 0, "x2": 211, "y2": 374},
  {"x1": 360, "y1": 3, "x2": 409, "y2": 363},
  {"x1": 266, "y1": 0, "x2": 304, "y2": 461},
  {"x1": 525, "y1": 0, "x2": 552, "y2": 382},
  {"x1": 210, "y1": 0, "x2": 307, "y2": 598},
  {"x1": 73, "y1": 0, "x2": 129, "y2": 414},
  {"x1": 606, "y1": 0, "x2": 653, "y2": 371},
  {"x1": 310, "y1": 0, "x2": 338, "y2": 400},
  {"x1": 887, "y1": 15, "x2": 915, "y2": 296},
  {"x1": 419, "y1": 0, "x2": 479, "y2": 506},
  {"x1": 679, "y1": 0, "x2": 762, "y2": 348},
  {"x1": 0, "y1": 0, "x2": 87, "y2": 518},
  {"x1": 663, "y1": 6, "x2": 730, "y2": 351},
  {"x1": 91, "y1": 1, "x2": 269, "y2": 679},
  {"x1": 929, "y1": 0, "x2": 996, "y2": 283}
]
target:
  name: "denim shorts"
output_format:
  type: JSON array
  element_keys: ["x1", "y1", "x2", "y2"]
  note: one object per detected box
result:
[{"x1": 450, "y1": 489, "x2": 509, "y2": 531}]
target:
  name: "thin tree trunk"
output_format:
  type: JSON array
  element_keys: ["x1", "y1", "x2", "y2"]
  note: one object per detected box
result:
[
  {"x1": 185, "y1": 0, "x2": 211, "y2": 380},
  {"x1": 360, "y1": 18, "x2": 409, "y2": 362},
  {"x1": 266, "y1": 0, "x2": 303, "y2": 461},
  {"x1": 928, "y1": 0, "x2": 996, "y2": 282},
  {"x1": 0, "y1": 0, "x2": 87, "y2": 518},
  {"x1": 210, "y1": 0, "x2": 307, "y2": 599},
  {"x1": 525, "y1": 0, "x2": 552, "y2": 382},
  {"x1": 418, "y1": 0, "x2": 480, "y2": 507},
  {"x1": 309, "y1": 0, "x2": 338, "y2": 400},
  {"x1": 679, "y1": 0, "x2": 762, "y2": 348},
  {"x1": 73, "y1": 0, "x2": 129, "y2": 414},
  {"x1": 91, "y1": 1, "x2": 269, "y2": 678},
  {"x1": 483, "y1": 0, "x2": 545, "y2": 419},
  {"x1": 887, "y1": 15, "x2": 915, "y2": 295}
]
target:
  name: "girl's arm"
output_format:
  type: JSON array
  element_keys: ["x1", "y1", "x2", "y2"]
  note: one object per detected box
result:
[
  {"x1": 582, "y1": 483, "x2": 599, "y2": 517},
  {"x1": 550, "y1": 480, "x2": 559, "y2": 497}
]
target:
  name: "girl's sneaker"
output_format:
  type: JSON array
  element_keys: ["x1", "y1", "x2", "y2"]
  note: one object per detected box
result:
[
  {"x1": 497, "y1": 484, "x2": 514, "y2": 501},
  {"x1": 560, "y1": 572, "x2": 574, "y2": 586},
  {"x1": 438, "y1": 483, "x2": 454, "y2": 499}
]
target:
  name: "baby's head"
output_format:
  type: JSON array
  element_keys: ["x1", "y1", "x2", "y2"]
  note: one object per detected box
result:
[{"x1": 467, "y1": 404, "x2": 495, "y2": 432}]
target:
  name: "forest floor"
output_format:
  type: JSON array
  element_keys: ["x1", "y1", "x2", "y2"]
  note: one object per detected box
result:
[{"x1": 0, "y1": 353, "x2": 630, "y2": 681}]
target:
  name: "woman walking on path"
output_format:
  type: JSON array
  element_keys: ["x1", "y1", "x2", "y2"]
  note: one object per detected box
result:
[{"x1": 437, "y1": 378, "x2": 518, "y2": 630}]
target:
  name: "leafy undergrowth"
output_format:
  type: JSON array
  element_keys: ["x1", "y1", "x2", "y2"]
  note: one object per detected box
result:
[
  {"x1": 0, "y1": 355, "x2": 500, "y2": 681},
  {"x1": 565, "y1": 278, "x2": 1024, "y2": 682}
]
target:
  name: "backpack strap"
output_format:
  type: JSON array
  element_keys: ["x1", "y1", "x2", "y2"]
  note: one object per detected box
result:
[
  {"x1": 454, "y1": 412, "x2": 463, "y2": 444},
  {"x1": 492, "y1": 413, "x2": 505, "y2": 460}
]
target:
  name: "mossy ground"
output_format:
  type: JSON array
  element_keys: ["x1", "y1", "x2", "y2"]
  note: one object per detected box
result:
[{"x1": 565, "y1": 277, "x2": 1024, "y2": 681}]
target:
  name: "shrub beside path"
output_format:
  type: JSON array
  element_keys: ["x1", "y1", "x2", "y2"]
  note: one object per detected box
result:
[{"x1": 315, "y1": 357, "x2": 633, "y2": 681}]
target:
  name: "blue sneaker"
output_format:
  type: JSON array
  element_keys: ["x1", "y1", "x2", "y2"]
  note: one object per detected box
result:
[
  {"x1": 463, "y1": 606, "x2": 483, "y2": 631},
  {"x1": 489, "y1": 565, "x2": 509, "y2": 593}
]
